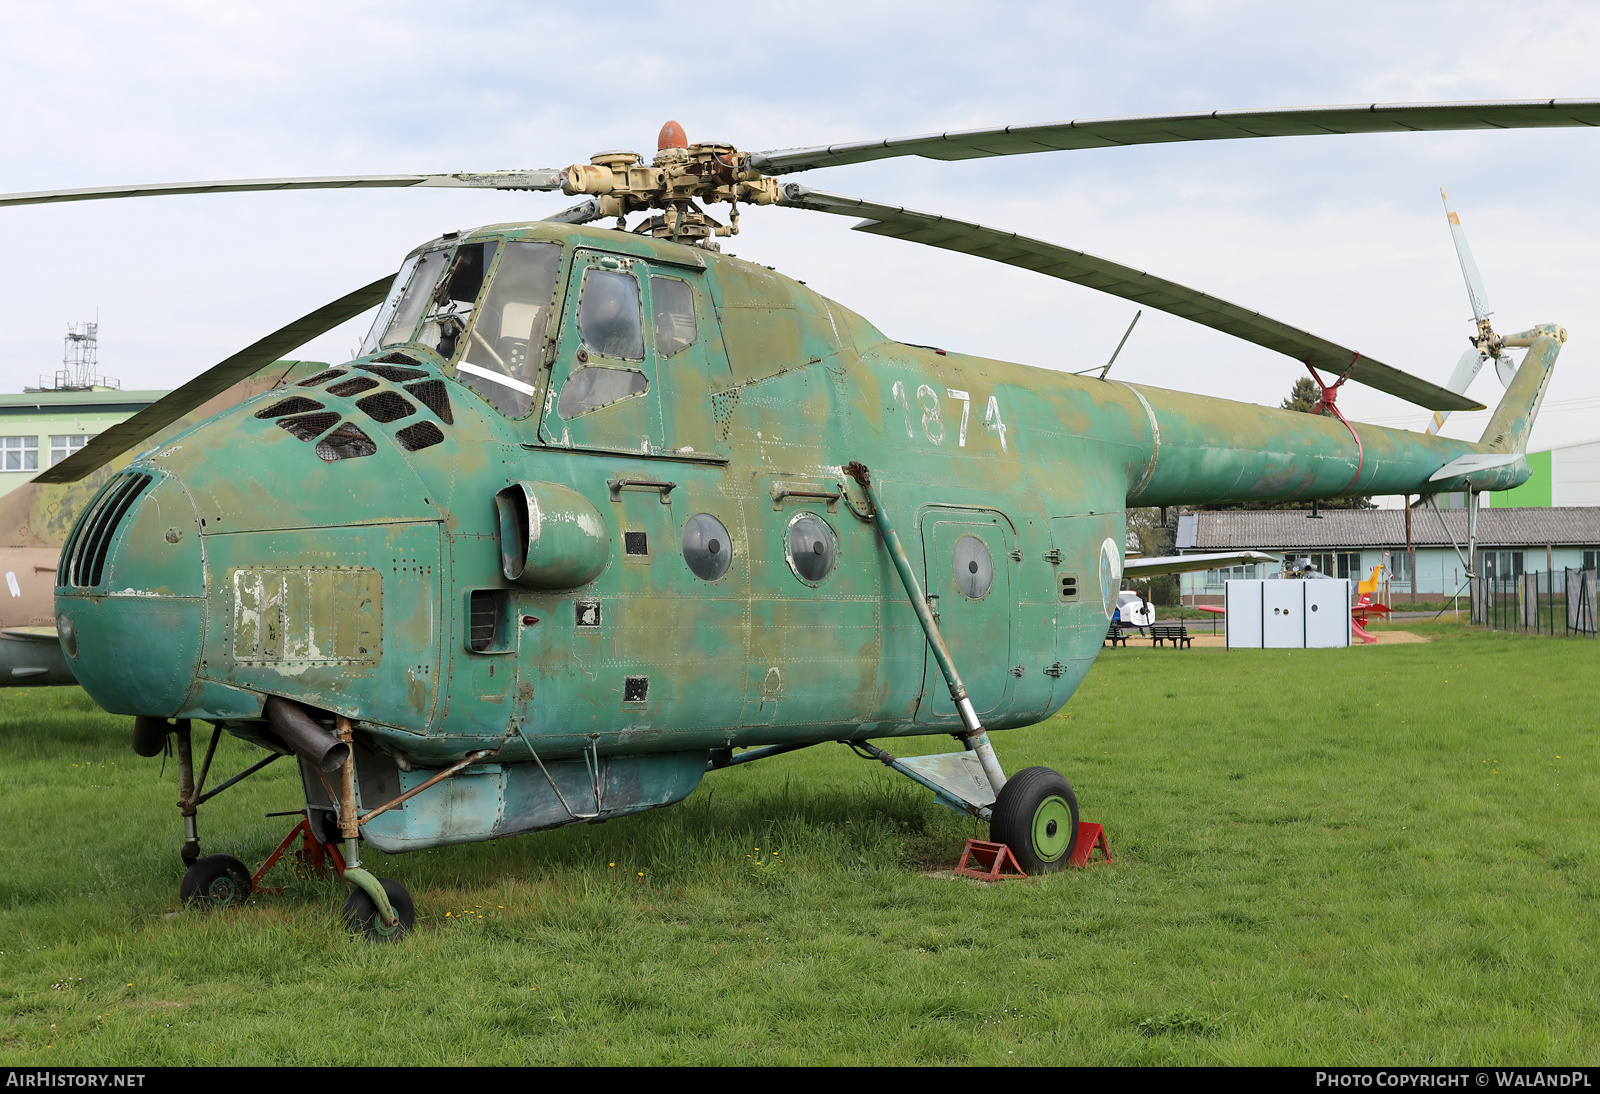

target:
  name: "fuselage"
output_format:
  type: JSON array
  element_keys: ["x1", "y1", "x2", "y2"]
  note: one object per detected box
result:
[{"x1": 54, "y1": 220, "x2": 1523, "y2": 775}]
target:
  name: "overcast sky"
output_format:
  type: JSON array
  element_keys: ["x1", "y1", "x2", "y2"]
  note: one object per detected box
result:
[{"x1": 5, "y1": 0, "x2": 1599, "y2": 483}]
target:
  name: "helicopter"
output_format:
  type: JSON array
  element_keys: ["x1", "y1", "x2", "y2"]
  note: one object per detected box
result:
[{"x1": 7, "y1": 99, "x2": 1592, "y2": 938}]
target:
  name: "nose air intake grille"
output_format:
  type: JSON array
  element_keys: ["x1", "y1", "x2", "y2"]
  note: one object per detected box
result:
[
  {"x1": 356, "y1": 392, "x2": 415, "y2": 423},
  {"x1": 327, "y1": 376, "x2": 379, "y2": 398},
  {"x1": 403, "y1": 379, "x2": 453, "y2": 424},
  {"x1": 60, "y1": 471, "x2": 152, "y2": 588},
  {"x1": 255, "y1": 396, "x2": 325, "y2": 419},
  {"x1": 315, "y1": 422, "x2": 378, "y2": 462},
  {"x1": 359, "y1": 364, "x2": 429, "y2": 383},
  {"x1": 373, "y1": 351, "x2": 420, "y2": 366},
  {"x1": 395, "y1": 421, "x2": 445, "y2": 452},
  {"x1": 296, "y1": 369, "x2": 347, "y2": 387}
]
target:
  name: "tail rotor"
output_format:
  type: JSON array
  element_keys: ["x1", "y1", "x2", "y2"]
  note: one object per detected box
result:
[{"x1": 1428, "y1": 188, "x2": 1517, "y2": 435}]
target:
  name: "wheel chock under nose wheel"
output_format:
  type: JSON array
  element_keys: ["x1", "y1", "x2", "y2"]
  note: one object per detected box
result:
[
  {"x1": 953, "y1": 839, "x2": 1028, "y2": 881},
  {"x1": 1068, "y1": 822, "x2": 1113, "y2": 868}
]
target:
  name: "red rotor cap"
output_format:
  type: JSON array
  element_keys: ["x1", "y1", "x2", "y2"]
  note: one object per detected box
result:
[{"x1": 658, "y1": 120, "x2": 688, "y2": 151}]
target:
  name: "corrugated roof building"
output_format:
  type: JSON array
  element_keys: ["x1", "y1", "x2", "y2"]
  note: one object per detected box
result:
[{"x1": 1173, "y1": 507, "x2": 1600, "y2": 603}]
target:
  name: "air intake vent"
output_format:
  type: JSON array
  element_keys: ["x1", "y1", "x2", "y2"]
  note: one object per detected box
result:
[
  {"x1": 60, "y1": 471, "x2": 152, "y2": 588},
  {"x1": 374, "y1": 351, "x2": 420, "y2": 366},
  {"x1": 356, "y1": 392, "x2": 415, "y2": 424},
  {"x1": 395, "y1": 422, "x2": 445, "y2": 452},
  {"x1": 359, "y1": 364, "x2": 428, "y2": 383},
  {"x1": 315, "y1": 423, "x2": 377, "y2": 462},
  {"x1": 296, "y1": 369, "x2": 347, "y2": 387},
  {"x1": 403, "y1": 379, "x2": 453, "y2": 424},
  {"x1": 255, "y1": 396, "x2": 325, "y2": 419},
  {"x1": 327, "y1": 376, "x2": 379, "y2": 398},
  {"x1": 468, "y1": 589, "x2": 509, "y2": 653},
  {"x1": 277, "y1": 412, "x2": 340, "y2": 442}
]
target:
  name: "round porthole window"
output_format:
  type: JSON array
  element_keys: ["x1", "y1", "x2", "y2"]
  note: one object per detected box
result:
[
  {"x1": 952, "y1": 534, "x2": 994, "y2": 599},
  {"x1": 682, "y1": 513, "x2": 733, "y2": 581},
  {"x1": 786, "y1": 512, "x2": 837, "y2": 585}
]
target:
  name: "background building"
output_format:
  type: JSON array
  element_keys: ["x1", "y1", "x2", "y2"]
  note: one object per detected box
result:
[
  {"x1": 1491, "y1": 439, "x2": 1600, "y2": 508},
  {"x1": 0, "y1": 388, "x2": 166, "y2": 497},
  {"x1": 1175, "y1": 507, "x2": 1600, "y2": 604}
]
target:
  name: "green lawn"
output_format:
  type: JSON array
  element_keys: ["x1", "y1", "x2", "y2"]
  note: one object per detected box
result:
[{"x1": 1, "y1": 623, "x2": 1596, "y2": 1065}]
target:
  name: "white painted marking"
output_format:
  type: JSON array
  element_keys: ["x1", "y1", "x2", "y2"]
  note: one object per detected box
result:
[
  {"x1": 984, "y1": 396, "x2": 1008, "y2": 452},
  {"x1": 5, "y1": 572, "x2": 19, "y2": 599},
  {"x1": 946, "y1": 389, "x2": 970, "y2": 446},
  {"x1": 456, "y1": 360, "x2": 540, "y2": 397}
]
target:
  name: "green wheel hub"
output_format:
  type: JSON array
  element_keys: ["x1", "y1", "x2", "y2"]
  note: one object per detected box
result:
[{"x1": 1031, "y1": 795, "x2": 1074, "y2": 862}]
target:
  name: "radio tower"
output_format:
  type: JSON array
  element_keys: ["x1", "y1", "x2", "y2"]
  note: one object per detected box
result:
[{"x1": 31, "y1": 321, "x2": 120, "y2": 391}]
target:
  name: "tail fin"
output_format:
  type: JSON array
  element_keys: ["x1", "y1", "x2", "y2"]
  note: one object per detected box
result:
[{"x1": 1479, "y1": 324, "x2": 1565, "y2": 453}]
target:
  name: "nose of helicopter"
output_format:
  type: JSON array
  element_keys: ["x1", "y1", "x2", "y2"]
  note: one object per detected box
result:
[{"x1": 55, "y1": 466, "x2": 207, "y2": 717}]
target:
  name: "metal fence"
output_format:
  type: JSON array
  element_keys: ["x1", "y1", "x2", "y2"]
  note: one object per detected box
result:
[{"x1": 1471, "y1": 568, "x2": 1598, "y2": 636}]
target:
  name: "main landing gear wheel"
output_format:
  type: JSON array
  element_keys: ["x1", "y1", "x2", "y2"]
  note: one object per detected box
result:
[
  {"x1": 341, "y1": 879, "x2": 415, "y2": 943},
  {"x1": 989, "y1": 766, "x2": 1079, "y2": 875},
  {"x1": 180, "y1": 853, "x2": 253, "y2": 908}
]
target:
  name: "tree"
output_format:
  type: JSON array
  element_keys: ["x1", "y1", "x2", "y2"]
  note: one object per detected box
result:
[
  {"x1": 1196, "y1": 377, "x2": 1373, "y2": 510},
  {"x1": 1281, "y1": 376, "x2": 1322, "y2": 414}
]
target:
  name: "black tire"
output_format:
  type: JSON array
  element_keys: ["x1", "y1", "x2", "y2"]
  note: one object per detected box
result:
[
  {"x1": 989, "y1": 766, "x2": 1080, "y2": 875},
  {"x1": 180, "y1": 853, "x2": 252, "y2": 908},
  {"x1": 341, "y1": 878, "x2": 415, "y2": 943}
]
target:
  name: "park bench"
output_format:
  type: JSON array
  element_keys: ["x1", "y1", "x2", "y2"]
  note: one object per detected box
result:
[
  {"x1": 1150, "y1": 622, "x2": 1191, "y2": 648},
  {"x1": 1104, "y1": 623, "x2": 1128, "y2": 647}
]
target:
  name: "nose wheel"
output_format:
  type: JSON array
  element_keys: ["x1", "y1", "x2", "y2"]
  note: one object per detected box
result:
[
  {"x1": 341, "y1": 878, "x2": 415, "y2": 942},
  {"x1": 989, "y1": 766, "x2": 1079, "y2": 875}
]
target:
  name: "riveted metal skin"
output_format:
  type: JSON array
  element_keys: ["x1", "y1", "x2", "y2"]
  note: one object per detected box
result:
[{"x1": 54, "y1": 219, "x2": 1552, "y2": 850}]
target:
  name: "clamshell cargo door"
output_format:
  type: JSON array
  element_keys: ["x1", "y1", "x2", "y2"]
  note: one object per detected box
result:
[
  {"x1": 916, "y1": 508, "x2": 1014, "y2": 722},
  {"x1": 540, "y1": 250, "x2": 664, "y2": 455}
]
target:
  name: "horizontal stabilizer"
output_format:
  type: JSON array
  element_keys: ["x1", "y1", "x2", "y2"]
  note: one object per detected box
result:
[
  {"x1": 1125, "y1": 550, "x2": 1281, "y2": 577},
  {"x1": 1428, "y1": 452, "x2": 1524, "y2": 482}
]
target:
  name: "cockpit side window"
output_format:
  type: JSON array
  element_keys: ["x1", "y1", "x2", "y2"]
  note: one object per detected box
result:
[
  {"x1": 651, "y1": 276, "x2": 697, "y2": 357},
  {"x1": 418, "y1": 241, "x2": 498, "y2": 360},
  {"x1": 377, "y1": 250, "x2": 449, "y2": 349},
  {"x1": 577, "y1": 269, "x2": 644, "y2": 360},
  {"x1": 455, "y1": 241, "x2": 562, "y2": 419}
]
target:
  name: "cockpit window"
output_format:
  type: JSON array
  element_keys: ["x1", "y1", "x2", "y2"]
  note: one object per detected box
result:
[
  {"x1": 418, "y1": 241, "x2": 497, "y2": 360},
  {"x1": 455, "y1": 241, "x2": 562, "y2": 419},
  {"x1": 577, "y1": 269, "x2": 644, "y2": 360},
  {"x1": 376, "y1": 250, "x2": 448, "y2": 350},
  {"x1": 651, "y1": 276, "x2": 697, "y2": 356}
]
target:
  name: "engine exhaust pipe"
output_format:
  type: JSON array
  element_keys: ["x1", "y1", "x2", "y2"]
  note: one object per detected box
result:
[{"x1": 264, "y1": 697, "x2": 351, "y2": 773}]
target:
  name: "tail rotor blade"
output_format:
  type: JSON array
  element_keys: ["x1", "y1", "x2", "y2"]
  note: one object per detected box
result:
[
  {"x1": 1425, "y1": 347, "x2": 1488, "y2": 435},
  {"x1": 33, "y1": 274, "x2": 396, "y2": 484},
  {"x1": 1495, "y1": 353, "x2": 1519, "y2": 389},
  {"x1": 1441, "y1": 188, "x2": 1493, "y2": 324}
]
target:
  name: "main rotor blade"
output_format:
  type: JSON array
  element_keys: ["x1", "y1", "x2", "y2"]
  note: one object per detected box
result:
[
  {"x1": 33, "y1": 275, "x2": 395, "y2": 484},
  {"x1": 751, "y1": 98, "x2": 1600, "y2": 174},
  {"x1": 780, "y1": 185, "x2": 1483, "y2": 413},
  {"x1": 0, "y1": 171, "x2": 563, "y2": 209}
]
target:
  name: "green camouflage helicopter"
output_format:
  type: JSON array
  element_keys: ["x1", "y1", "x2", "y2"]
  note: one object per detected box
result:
[{"x1": 7, "y1": 99, "x2": 1593, "y2": 938}]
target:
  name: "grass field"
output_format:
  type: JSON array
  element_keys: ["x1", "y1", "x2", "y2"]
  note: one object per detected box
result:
[{"x1": 1, "y1": 622, "x2": 1596, "y2": 1065}]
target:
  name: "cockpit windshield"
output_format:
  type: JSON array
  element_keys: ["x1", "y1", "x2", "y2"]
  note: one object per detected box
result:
[{"x1": 454, "y1": 241, "x2": 562, "y2": 418}]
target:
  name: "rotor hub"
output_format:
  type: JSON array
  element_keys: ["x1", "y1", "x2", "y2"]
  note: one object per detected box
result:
[{"x1": 562, "y1": 121, "x2": 780, "y2": 247}]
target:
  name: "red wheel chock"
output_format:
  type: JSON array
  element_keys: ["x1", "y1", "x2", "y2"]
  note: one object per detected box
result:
[
  {"x1": 953, "y1": 838, "x2": 1028, "y2": 881},
  {"x1": 1069, "y1": 822, "x2": 1112, "y2": 868}
]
